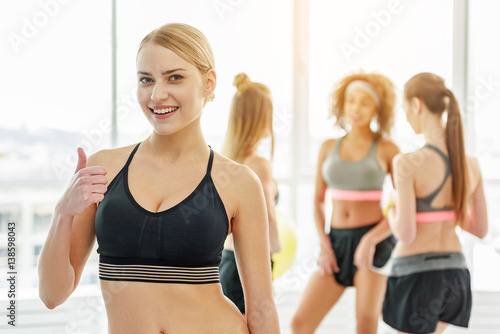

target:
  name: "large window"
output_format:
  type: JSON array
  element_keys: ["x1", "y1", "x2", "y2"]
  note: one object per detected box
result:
[
  {"x1": 285, "y1": 0, "x2": 455, "y2": 292},
  {"x1": 467, "y1": 0, "x2": 500, "y2": 291},
  {"x1": 0, "y1": 0, "x2": 294, "y2": 290},
  {"x1": 1, "y1": 0, "x2": 112, "y2": 295},
  {"x1": 1, "y1": 1, "x2": 499, "y2": 332}
]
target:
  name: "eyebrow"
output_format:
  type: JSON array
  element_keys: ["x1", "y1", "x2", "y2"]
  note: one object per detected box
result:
[{"x1": 137, "y1": 68, "x2": 187, "y2": 76}]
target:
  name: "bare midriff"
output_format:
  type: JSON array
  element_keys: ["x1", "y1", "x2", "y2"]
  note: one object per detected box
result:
[
  {"x1": 329, "y1": 199, "x2": 383, "y2": 229},
  {"x1": 100, "y1": 280, "x2": 248, "y2": 334}
]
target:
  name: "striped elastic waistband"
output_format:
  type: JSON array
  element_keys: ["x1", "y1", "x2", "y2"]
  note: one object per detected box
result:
[
  {"x1": 99, "y1": 261, "x2": 220, "y2": 284},
  {"x1": 327, "y1": 188, "x2": 383, "y2": 201},
  {"x1": 389, "y1": 252, "x2": 467, "y2": 277}
]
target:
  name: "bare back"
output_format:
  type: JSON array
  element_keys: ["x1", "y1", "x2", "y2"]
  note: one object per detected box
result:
[{"x1": 394, "y1": 146, "x2": 482, "y2": 257}]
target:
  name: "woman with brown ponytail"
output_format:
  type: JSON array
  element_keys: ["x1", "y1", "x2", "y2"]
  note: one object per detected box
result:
[
  {"x1": 383, "y1": 72, "x2": 488, "y2": 334},
  {"x1": 220, "y1": 73, "x2": 282, "y2": 315}
]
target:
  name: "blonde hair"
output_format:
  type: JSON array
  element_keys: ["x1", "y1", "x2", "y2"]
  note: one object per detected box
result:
[
  {"x1": 330, "y1": 71, "x2": 396, "y2": 136},
  {"x1": 137, "y1": 23, "x2": 215, "y2": 104},
  {"x1": 404, "y1": 72, "x2": 468, "y2": 225},
  {"x1": 222, "y1": 73, "x2": 274, "y2": 163}
]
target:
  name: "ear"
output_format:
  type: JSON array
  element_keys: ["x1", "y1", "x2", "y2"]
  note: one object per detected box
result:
[
  {"x1": 203, "y1": 69, "x2": 217, "y2": 98},
  {"x1": 410, "y1": 97, "x2": 422, "y2": 114}
]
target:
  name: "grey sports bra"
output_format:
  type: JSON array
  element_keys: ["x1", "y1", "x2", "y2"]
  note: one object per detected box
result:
[
  {"x1": 416, "y1": 144, "x2": 454, "y2": 213},
  {"x1": 322, "y1": 136, "x2": 386, "y2": 191}
]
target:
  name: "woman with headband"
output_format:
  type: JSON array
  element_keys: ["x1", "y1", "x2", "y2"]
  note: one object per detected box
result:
[
  {"x1": 37, "y1": 23, "x2": 280, "y2": 334},
  {"x1": 383, "y1": 72, "x2": 488, "y2": 334},
  {"x1": 291, "y1": 72, "x2": 400, "y2": 334},
  {"x1": 220, "y1": 73, "x2": 282, "y2": 315}
]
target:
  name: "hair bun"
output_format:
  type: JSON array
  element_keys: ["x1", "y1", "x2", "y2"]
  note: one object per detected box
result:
[{"x1": 233, "y1": 73, "x2": 252, "y2": 94}]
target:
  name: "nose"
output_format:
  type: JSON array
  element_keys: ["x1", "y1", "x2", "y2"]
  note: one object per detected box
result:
[{"x1": 151, "y1": 82, "x2": 169, "y2": 103}]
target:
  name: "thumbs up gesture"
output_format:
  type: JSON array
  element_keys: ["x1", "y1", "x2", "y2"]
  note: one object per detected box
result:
[{"x1": 58, "y1": 148, "x2": 108, "y2": 217}]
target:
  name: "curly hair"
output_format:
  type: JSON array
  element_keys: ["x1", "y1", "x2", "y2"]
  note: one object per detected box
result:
[{"x1": 329, "y1": 71, "x2": 396, "y2": 136}]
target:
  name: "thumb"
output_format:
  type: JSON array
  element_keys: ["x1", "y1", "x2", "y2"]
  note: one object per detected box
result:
[
  {"x1": 332, "y1": 259, "x2": 340, "y2": 273},
  {"x1": 74, "y1": 147, "x2": 87, "y2": 173}
]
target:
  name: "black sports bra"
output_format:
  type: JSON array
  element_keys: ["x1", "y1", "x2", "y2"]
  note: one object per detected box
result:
[{"x1": 95, "y1": 143, "x2": 229, "y2": 284}]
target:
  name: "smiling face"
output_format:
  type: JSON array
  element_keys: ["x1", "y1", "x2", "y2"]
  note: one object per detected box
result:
[
  {"x1": 343, "y1": 88, "x2": 378, "y2": 129},
  {"x1": 136, "y1": 43, "x2": 215, "y2": 136}
]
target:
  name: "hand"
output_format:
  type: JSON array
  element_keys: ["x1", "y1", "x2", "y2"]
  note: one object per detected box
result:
[
  {"x1": 57, "y1": 148, "x2": 108, "y2": 217},
  {"x1": 353, "y1": 236, "x2": 376, "y2": 270},
  {"x1": 317, "y1": 242, "x2": 340, "y2": 276}
]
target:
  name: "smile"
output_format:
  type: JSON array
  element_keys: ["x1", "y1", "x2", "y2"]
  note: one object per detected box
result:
[{"x1": 150, "y1": 106, "x2": 179, "y2": 115}]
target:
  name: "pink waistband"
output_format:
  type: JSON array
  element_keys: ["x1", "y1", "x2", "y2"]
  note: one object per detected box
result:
[
  {"x1": 326, "y1": 188, "x2": 383, "y2": 201},
  {"x1": 416, "y1": 210, "x2": 456, "y2": 223}
]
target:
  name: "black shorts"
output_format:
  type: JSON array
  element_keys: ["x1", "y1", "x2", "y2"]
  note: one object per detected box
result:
[
  {"x1": 219, "y1": 249, "x2": 275, "y2": 313},
  {"x1": 383, "y1": 252, "x2": 472, "y2": 334},
  {"x1": 220, "y1": 249, "x2": 245, "y2": 313},
  {"x1": 329, "y1": 223, "x2": 396, "y2": 287}
]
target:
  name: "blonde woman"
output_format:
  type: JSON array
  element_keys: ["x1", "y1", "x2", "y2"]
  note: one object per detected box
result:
[
  {"x1": 220, "y1": 73, "x2": 282, "y2": 315},
  {"x1": 291, "y1": 72, "x2": 400, "y2": 334},
  {"x1": 37, "y1": 23, "x2": 280, "y2": 334},
  {"x1": 383, "y1": 73, "x2": 488, "y2": 334}
]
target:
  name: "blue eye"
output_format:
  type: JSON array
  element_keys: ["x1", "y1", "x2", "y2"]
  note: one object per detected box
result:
[
  {"x1": 170, "y1": 74, "x2": 183, "y2": 81},
  {"x1": 139, "y1": 77, "x2": 152, "y2": 84}
]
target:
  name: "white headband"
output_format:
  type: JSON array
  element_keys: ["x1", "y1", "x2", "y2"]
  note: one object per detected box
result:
[{"x1": 345, "y1": 80, "x2": 380, "y2": 107}]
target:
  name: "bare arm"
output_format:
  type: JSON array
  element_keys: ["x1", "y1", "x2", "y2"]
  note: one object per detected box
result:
[
  {"x1": 388, "y1": 153, "x2": 417, "y2": 244},
  {"x1": 314, "y1": 142, "x2": 330, "y2": 248},
  {"x1": 354, "y1": 139, "x2": 400, "y2": 269},
  {"x1": 247, "y1": 157, "x2": 281, "y2": 253},
  {"x1": 232, "y1": 166, "x2": 280, "y2": 333},
  {"x1": 38, "y1": 148, "x2": 107, "y2": 309},
  {"x1": 314, "y1": 140, "x2": 340, "y2": 275},
  {"x1": 462, "y1": 157, "x2": 488, "y2": 238}
]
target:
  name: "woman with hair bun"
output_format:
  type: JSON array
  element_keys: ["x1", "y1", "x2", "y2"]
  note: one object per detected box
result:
[
  {"x1": 291, "y1": 72, "x2": 400, "y2": 334},
  {"x1": 383, "y1": 72, "x2": 488, "y2": 334},
  {"x1": 37, "y1": 23, "x2": 280, "y2": 334},
  {"x1": 220, "y1": 73, "x2": 282, "y2": 316}
]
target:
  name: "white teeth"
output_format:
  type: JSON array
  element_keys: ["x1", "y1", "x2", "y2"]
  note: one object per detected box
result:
[{"x1": 152, "y1": 107, "x2": 179, "y2": 114}]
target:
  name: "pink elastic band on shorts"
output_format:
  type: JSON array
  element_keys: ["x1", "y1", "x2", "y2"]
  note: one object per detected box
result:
[
  {"x1": 326, "y1": 188, "x2": 383, "y2": 201},
  {"x1": 416, "y1": 210, "x2": 456, "y2": 223}
]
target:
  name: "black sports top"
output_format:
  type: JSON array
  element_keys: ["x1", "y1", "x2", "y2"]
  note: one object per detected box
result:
[{"x1": 95, "y1": 143, "x2": 229, "y2": 284}]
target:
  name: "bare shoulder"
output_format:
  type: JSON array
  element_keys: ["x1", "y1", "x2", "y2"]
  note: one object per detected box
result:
[
  {"x1": 87, "y1": 144, "x2": 138, "y2": 185},
  {"x1": 392, "y1": 151, "x2": 416, "y2": 180},
  {"x1": 320, "y1": 138, "x2": 338, "y2": 151},
  {"x1": 318, "y1": 137, "x2": 339, "y2": 159},
  {"x1": 378, "y1": 136, "x2": 400, "y2": 157},
  {"x1": 244, "y1": 154, "x2": 272, "y2": 181},
  {"x1": 211, "y1": 152, "x2": 262, "y2": 192},
  {"x1": 211, "y1": 152, "x2": 263, "y2": 213}
]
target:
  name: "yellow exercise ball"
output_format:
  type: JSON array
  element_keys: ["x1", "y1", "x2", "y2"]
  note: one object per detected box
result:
[{"x1": 272, "y1": 211, "x2": 297, "y2": 280}]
